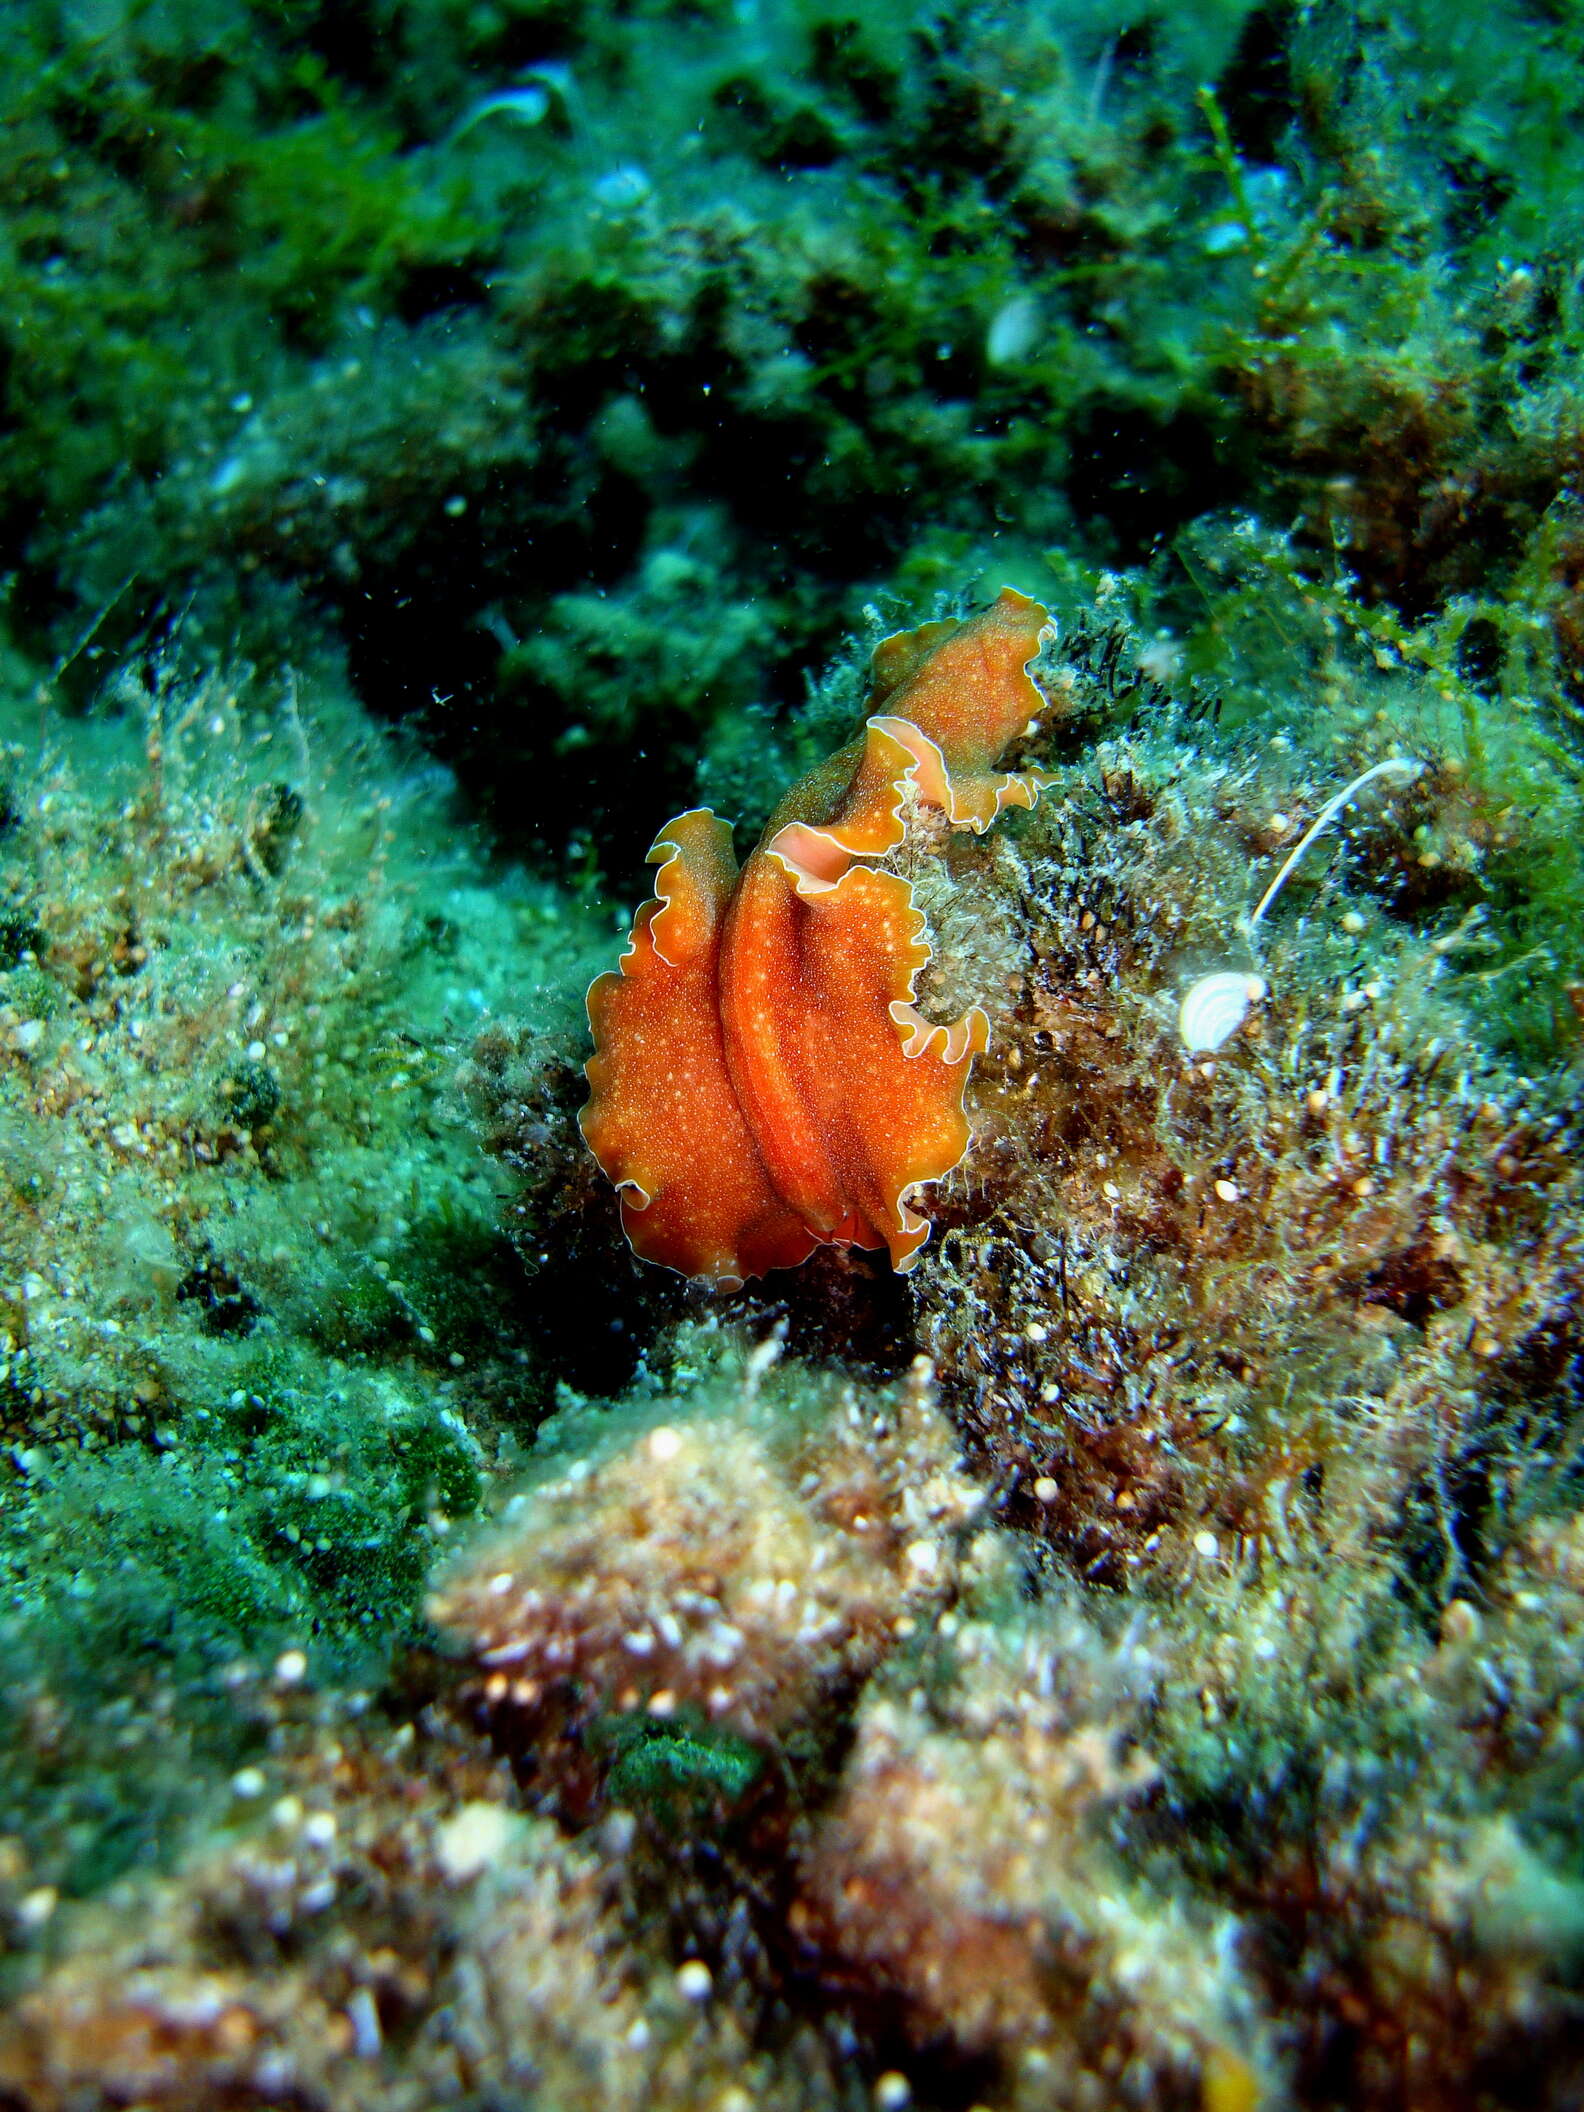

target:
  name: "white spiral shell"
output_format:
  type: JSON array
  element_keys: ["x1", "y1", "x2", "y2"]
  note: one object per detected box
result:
[{"x1": 1178, "y1": 970, "x2": 1267, "y2": 1053}]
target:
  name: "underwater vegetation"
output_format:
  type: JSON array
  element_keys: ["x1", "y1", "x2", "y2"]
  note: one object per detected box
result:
[
  {"x1": 0, "y1": 0, "x2": 1582, "y2": 2107},
  {"x1": 7, "y1": 568, "x2": 1581, "y2": 2107},
  {"x1": 6, "y1": 0, "x2": 1584, "y2": 870}
]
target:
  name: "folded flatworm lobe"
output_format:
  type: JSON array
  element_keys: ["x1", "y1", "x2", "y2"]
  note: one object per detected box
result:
[{"x1": 580, "y1": 587, "x2": 1053, "y2": 1286}]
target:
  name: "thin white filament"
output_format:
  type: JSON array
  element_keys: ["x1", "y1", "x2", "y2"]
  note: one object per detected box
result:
[{"x1": 1248, "y1": 757, "x2": 1421, "y2": 936}]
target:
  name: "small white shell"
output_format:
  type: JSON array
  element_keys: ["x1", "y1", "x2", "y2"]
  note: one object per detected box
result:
[{"x1": 1178, "y1": 970, "x2": 1267, "y2": 1053}]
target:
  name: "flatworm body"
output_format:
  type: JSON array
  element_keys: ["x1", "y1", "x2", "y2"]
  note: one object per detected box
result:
[{"x1": 580, "y1": 587, "x2": 1054, "y2": 1287}]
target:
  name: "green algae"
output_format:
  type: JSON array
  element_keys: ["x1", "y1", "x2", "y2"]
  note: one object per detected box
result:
[
  {"x1": 593, "y1": 1709, "x2": 765, "y2": 1819},
  {"x1": 0, "y1": 626, "x2": 609, "y2": 1895},
  {"x1": 0, "y1": 0, "x2": 1580, "y2": 2104}
]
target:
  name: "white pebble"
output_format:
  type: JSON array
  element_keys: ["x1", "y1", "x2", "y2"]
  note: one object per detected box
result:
[
  {"x1": 676, "y1": 1960, "x2": 713, "y2": 2003},
  {"x1": 16, "y1": 1887, "x2": 57, "y2": 1929}
]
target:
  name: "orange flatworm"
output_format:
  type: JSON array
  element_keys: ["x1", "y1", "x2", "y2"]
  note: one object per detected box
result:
[{"x1": 580, "y1": 587, "x2": 1054, "y2": 1287}]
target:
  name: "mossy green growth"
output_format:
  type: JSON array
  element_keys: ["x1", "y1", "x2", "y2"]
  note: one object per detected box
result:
[
  {"x1": 0, "y1": 9, "x2": 492, "y2": 537},
  {"x1": 221, "y1": 62, "x2": 485, "y2": 344},
  {"x1": 0, "y1": 1443, "x2": 307, "y2": 1896},
  {"x1": 302, "y1": 1203, "x2": 524, "y2": 1361},
  {"x1": 0, "y1": 904, "x2": 42, "y2": 970},
  {"x1": 0, "y1": 1333, "x2": 482, "y2": 1896},
  {"x1": 1163, "y1": 515, "x2": 1584, "y2": 1069},
  {"x1": 221, "y1": 1058, "x2": 282, "y2": 1131},
  {"x1": 205, "y1": 1345, "x2": 482, "y2": 1647},
  {"x1": 304, "y1": 1257, "x2": 412, "y2": 1356},
  {"x1": 0, "y1": 963, "x2": 58, "y2": 1018},
  {"x1": 591, "y1": 1707, "x2": 764, "y2": 1822}
]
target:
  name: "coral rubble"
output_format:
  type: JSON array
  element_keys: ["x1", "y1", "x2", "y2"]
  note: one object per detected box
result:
[{"x1": 429, "y1": 1341, "x2": 981, "y2": 1795}]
